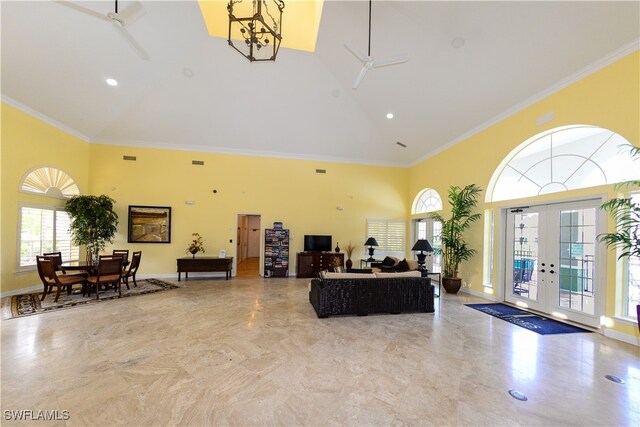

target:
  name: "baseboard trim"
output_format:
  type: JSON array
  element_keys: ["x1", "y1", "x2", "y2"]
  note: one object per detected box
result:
[
  {"x1": 603, "y1": 328, "x2": 640, "y2": 347},
  {"x1": 460, "y1": 287, "x2": 498, "y2": 301}
]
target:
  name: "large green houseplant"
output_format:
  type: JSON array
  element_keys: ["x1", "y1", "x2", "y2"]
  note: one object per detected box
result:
[
  {"x1": 428, "y1": 184, "x2": 482, "y2": 294},
  {"x1": 65, "y1": 195, "x2": 119, "y2": 264},
  {"x1": 598, "y1": 144, "x2": 639, "y2": 322}
]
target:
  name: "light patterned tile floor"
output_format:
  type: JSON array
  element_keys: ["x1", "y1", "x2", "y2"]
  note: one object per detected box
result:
[{"x1": 1, "y1": 276, "x2": 639, "y2": 426}]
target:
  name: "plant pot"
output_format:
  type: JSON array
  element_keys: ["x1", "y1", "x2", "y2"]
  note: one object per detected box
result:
[{"x1": 442, "y1": 277, "x2": 462, "y2": 294}]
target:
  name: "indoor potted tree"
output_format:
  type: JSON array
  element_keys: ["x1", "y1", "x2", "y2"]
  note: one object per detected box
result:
[
  {"x1": 598, "y1": 144, "x2": 639, "y2": 323},
  {"x1": 65, "y1": 195, "x2": 119, "y2": 265},
  {"x1": 428, "y1": 184, "x2": 482, "y2": 293}
]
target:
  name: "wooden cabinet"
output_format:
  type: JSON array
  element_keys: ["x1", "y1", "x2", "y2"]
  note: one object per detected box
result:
[
  {"x1": 296, "y1": 252, "x2": 344, "y2": 278},
  {"x1": 177, "y1": 257, "x2": 233, "y2": 281},
  {"x1": 264, "y1": 228, "x2": 289, "y2": 277}
]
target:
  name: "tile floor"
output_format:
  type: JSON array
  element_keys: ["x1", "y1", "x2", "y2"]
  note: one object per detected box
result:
[{"x1": 1, "y1": 277, "x2": 639, "y2": 426}]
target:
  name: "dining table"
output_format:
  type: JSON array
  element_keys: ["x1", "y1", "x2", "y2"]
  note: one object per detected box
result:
[
  {"x1": 60, "y1": 259, "x2": 130, "y2": 274},
  {"x1": 60, "y1": 260, "x2": 130, "y2": 296}
]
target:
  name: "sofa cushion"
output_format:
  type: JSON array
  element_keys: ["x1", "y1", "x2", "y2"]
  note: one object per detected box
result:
[
  {"x1": 323, "y1": 272, "x2": 377, "y2": 279},
  {"x1": 381, "y1": 256, "x2": 396, "y2": 267},
  {"x1": 374, "y1": 270, "x2": 422, "y2": 278},
  {"x1": 406, "y1": 259, "x2": 419, "y2": 270},
  {"x1": 396, "y1": 259, "x2": 410, "y2": 271}
]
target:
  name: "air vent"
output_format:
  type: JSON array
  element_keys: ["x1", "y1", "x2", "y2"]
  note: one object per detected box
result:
[
  {"x1": 396, "y1": 141, "x2": 407, "y2": 148},
  {"x1": 192, "y1": 160, "x2": 205, "y2": 166},
  {"x1": 315, "y1": 169, "x2": 326, "y2": 174},
  {"x1": 123, "y1": 155, "x2": 137, "y2": 161}
]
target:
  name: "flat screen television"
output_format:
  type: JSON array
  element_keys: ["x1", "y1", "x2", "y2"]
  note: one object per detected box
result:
[{"x1": 304, "y1": 235, "x2": 332, "y2": 252}]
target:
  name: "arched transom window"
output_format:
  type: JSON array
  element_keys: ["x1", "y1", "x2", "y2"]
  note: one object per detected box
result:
[
  {"x1": 20, "y1": 167, "x2": 79, "y2": 199},
  {"x1": 488, "y1": 125, "x2": 639, "y2": 202},
  {"x1": 412, "y1": 188, "x2": 443, "y2": 214}
]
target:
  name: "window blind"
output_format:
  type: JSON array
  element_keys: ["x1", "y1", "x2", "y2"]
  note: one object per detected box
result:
[
  {"x1": 366, "y1": 220, "x2": 406, "y2": 256},
  {"x1": 19, "y1": 206, "x2": 79, "y2": 267}
]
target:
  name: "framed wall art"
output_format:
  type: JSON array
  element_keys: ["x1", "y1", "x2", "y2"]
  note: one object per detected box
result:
[{"x1": 128, "y1": 205, "x2": 172, "y2": 243}]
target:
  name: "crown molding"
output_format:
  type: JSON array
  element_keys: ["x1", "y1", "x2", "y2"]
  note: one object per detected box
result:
[
  {"x1": 90, "y1": 139, "x2": 407, "y2": 168},
  {"x1": 409, "y1": 39, "x2": 640, "y2": 168},
  {"x1": 1, "y1": 95, "x2": 92, "y2": 142}
]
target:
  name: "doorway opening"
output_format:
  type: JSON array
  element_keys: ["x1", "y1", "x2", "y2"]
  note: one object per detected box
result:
[
  {"x1": 237, "y1": 214, "x2": 261, "y2": 277},
  {"x1": 504, "y1": 199, "x2": 605, "y2": 328}
]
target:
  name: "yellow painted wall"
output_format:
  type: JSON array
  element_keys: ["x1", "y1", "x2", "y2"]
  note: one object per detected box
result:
[
  {"x1": 87, "y1": 145, "x2": 408, "y2": 276},
  {"x1": 409, "y1": 51, "x2": 640, "y2": 337},
  {"x1": 1, "y1": 105, "x2": 407, "y2": 293},
  {"x1": 1, "y1": 104, "x2": 91, "y2": 292}
]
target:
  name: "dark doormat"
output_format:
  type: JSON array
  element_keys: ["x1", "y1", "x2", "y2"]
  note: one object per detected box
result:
[{"x1": 465, "y1": 303, "x2": 593, "y2": 335}]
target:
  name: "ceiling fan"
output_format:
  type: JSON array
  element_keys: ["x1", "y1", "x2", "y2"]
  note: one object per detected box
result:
[
  {"x1": 55, "y1": 0, "x2": 149, "y2": 60},
  {"x1": 344, "y1": 0, "x2": 409, "y2": 90}
]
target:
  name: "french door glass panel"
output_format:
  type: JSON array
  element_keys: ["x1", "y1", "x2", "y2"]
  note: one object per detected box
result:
[{"x1": 506, "y1": 200, "x2": 600, "y2": 326}]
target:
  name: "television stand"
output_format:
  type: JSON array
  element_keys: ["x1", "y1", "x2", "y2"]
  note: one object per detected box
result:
[{"x1": 296, "y1": 252, "x2": 344, "y2": 278}]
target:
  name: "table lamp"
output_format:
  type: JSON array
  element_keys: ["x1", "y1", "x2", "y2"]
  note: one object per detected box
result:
[
  {"x1": 411, "y1": 239, "x2": 433, "y2": 270},
  {"x1": 364, "y1": 237, "x2": 379, "y2": 261}
]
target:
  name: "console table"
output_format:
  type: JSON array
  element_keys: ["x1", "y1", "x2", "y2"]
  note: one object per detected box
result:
[{"x1": 177, "y1": 257, "x2": 233, "y2": 281}]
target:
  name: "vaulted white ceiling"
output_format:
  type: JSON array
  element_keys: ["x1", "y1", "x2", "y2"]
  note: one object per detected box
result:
[{"x1": 2, "y1": 1, "x2": 639, "y2": 166}]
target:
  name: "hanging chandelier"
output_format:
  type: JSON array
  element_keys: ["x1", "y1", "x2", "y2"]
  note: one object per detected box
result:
[{"x1": 227, "y1": 0, "x2": 285, "y2": 62}]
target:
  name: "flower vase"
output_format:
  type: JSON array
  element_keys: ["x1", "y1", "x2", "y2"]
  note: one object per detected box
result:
[
  {"x1": 346, "y1": 259, "x2": 353, "y2": 269},
  {"x1": 190, "y1": 249, "x2": 199, "y2": 258}
]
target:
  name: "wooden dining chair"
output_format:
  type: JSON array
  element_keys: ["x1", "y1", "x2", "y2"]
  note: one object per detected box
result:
[
  {"x1": 112, "y1": 249, "x2": 130, "y2": 265},
  {"x1": 43, "y1": 251, "x2": 88, "y2": 279},
  {"x1": 122, "y1": 251, "x2": 142, "y2": 289},
  {"x1": 36, "y1": 256, "x2": 87, "y2": 302},
  {"x1": 86, "y1": 256, "x2": 124, "y2": 299}
]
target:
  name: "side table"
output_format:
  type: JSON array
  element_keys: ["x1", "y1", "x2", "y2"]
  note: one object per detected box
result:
[
  {"x1": 419, "y1": 269, "x2": 441, "y2": 297},
  {"x1": 360, "y1": 259, "x2": 382, "y2": 269}
]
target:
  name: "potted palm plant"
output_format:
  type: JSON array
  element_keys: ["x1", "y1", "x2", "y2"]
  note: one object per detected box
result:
[
  {"x1": 428, "y1": 184, "x2": 482, "y2": 293},
  {"x1": 599, "y1": 144, "x2": 639, "y2": 323},
  {"x1": 65, "y1": 195, "x2": 119, "y2": 265}
]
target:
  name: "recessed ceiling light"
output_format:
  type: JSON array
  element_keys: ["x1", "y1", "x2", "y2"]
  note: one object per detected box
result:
[
  {"x1": 451, "y1": 37, "x2": 465, "y2": 49},
  {"x1": 386, "y1": 113, "x2": 394, "y2": 119},
  {"x1": 105, "y1": 78, "x2": 118, "y2": 87}
]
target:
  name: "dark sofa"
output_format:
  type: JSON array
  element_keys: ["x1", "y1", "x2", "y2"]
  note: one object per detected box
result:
[{"x1": 309, "y1": 276, "x2": 434, "y2": 318}]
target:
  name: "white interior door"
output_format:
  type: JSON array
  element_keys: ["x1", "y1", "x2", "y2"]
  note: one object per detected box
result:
[{"x1": 505, "y1": 200, "x2": 602, "y2": 327}]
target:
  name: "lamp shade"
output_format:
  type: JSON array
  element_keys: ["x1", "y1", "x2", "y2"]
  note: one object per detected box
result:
[
  {"x1": 411, "y1": 239, "x2": 433, "y2": 252},
  {"x1": 364, "y1": 237, "x2": 379, "y2": 247}
]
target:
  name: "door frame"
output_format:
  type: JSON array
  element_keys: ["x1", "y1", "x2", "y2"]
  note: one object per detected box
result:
[
  {"x1": 234, "y1": 212, "x2": 262, "y2": 277},
  {"x1": 497, "y1": 194, "x2": 608, "y2": 329}
]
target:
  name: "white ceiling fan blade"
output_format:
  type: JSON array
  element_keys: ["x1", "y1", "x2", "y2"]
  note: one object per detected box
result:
[
  {"x1": 372, "y1": 54, "x2": 409, "y2": 68},
  {"x1": 112, "y1": 1, "x2": 146, "y2": 26},
  {"x1": 344, "y1": 43, "x2": 368, "y2": 64},
  {"x1": 54, "y1": 1, "x2": 109, "y2": 21},
  {"x1": 352, "y1": 64, "x2": 371, "y2": 90},
  {"x1": 112, "y1": 22, "x2": 150, "y2": 60}
]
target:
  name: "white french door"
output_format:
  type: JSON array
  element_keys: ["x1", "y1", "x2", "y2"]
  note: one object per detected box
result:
[{"x1": 505, "y1": 199, "x2": 602, "y2": 327}]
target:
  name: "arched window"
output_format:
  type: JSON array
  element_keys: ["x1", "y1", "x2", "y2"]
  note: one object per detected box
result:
[
  {"x1": 412, "y1": 188, "x2": 443, "y2": 214},
  {"x1": 20, "y1": 167, "x2": 79, "y2": 199},
  {"x1": 488, "y1": 125, "x2": 639, "y2": 202}
]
